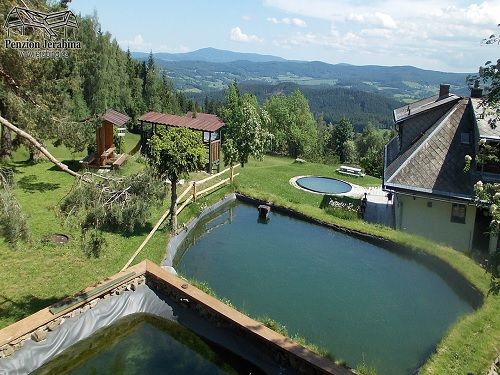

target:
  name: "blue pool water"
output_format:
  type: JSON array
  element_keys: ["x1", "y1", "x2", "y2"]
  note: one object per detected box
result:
[
  {"x1": 296, "y1": 176, "x2": 352, "y2": 194},
  {"x1": 175, "y1": 200, "x2": 480, "y2": 375}
]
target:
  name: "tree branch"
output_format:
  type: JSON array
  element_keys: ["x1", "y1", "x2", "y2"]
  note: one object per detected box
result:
[{"x1": 0, "y1": 115, "x2": 87, "y2": 180}]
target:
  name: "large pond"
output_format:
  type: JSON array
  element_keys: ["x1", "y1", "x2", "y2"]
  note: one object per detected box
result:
[
  {"x1": 33, "y1": 313, "x2": 265, "y2": 375},
  {"x1": 174, "y1": 199, "x2": 481, "y2": 375}
]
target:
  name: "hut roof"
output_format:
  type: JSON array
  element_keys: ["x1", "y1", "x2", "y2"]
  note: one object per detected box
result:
[
  {"x1": 102, "y1": 109, "x2": 130, "y2": 126},
  {"x1": 139, "y1": 111, "x2": 224, "y2": 132}
]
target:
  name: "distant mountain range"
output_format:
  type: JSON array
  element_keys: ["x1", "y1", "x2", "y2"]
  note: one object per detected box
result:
[
  {"x1": 131, "y1": 47, "x2": 286, "y2": 63},
  {"x1": 132, "y1": 47, "x2": 472, "y2": 128},
  {"x1": 132, "y1": 48, "x2": 471, "y2": 102}
]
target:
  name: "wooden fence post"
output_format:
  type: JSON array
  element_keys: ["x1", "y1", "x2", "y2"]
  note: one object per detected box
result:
[
  {"x1": 230, "y1": 164, "x2": 234, "y2": 183},
  {"x1": 193, "y1": 181, "x2": 197, "y2": 201}
]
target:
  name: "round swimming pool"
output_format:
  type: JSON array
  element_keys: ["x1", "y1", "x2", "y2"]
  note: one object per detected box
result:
[{"x1": 295, "y1": 176, "x2": 352, "y2": 194}]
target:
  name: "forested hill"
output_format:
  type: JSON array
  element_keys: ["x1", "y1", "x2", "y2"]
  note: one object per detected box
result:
[
  {"x1": 191, "y1": 82, "x2": 402, "y2": 130},
  {"x1": 243, "y1": 83, "x2": 402, "y2": 130},
  {"x1": 151, "y1": 58, "x2": 471, "y2": 102}
]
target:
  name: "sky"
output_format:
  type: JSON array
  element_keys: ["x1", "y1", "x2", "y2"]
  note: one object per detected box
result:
[{"x1": 69, "y1": 0, "x2": 500, "y2": 73}]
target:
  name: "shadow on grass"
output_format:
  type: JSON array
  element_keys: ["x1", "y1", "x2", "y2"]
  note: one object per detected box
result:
[
  {"x1": 0, "y1": 160, "x2": 32, "y2": 175},
  {"x1": 48, "y1": 160, "x2": 81, "y2": 173},
  {"x1": 100, "y1": 221, "x2": 155, "y2": 238},
  {"x1": 18, "y1": 175, "x2": 60, "y2": 193},
  {"x1": 0, "y1": 293, "x2": 66, "y2": 324}
]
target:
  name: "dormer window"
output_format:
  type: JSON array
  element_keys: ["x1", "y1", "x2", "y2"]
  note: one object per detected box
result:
[{"x1": 460, "y1": 133, "x2": 471, "y2": 145}]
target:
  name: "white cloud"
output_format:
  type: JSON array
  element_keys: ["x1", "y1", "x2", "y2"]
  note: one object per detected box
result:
[
  {"x1": 118, "y1": 34, "x2": 151, "y2": 51},
  {"x1": 291, "y1": 17, "x2": 307, "y2": 27},
  {"x1": 230, "y1": 27, "x2": 263, "y2": 42},
  {"x1": 347, "y1": 12, "x2": 397, "y2": 29},
  {"x1": 242, "y1": 15, "x2": 252, "y2": 21},
  {"x1": 267, "y1": 16, "x2": 307, "y2": 27},
  {"x1": 264, "y1": 0, "x2": 500, "y2": 71}
]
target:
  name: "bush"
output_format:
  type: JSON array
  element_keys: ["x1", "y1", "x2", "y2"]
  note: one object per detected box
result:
[
  {"x1": 0, "y1": 167, "x2": 29, "y2": 247},
  {"x1": 0, "y1": 188, "x2": 29, "y2": 248},
  {"x1": 60, "y1": 170, "x2": 166, "y2": 256},
  {"x1": 323, "y1": 196, "x2": 360, "y2": 221}
]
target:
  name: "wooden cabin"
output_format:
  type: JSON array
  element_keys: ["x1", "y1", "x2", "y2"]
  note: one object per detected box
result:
[
  {"x1": 138, "y1": 111, "x2": 224, "y2": 173},
  {"x1": 81, "y1": 109, "x2": 130, "y2": 169}
]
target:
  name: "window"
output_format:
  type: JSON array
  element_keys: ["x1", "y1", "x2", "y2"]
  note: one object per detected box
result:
[
  {"x1": 460, "y1": 133, "x2": 471, "y2": 145},
  {"x1": 451, "y1": 204, "x2": 466, "y2": 224}
]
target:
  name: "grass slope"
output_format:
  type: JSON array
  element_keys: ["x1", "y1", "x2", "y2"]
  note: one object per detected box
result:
[{"x1": 0, "y1": 134, "x2": 167, "y2": 328}]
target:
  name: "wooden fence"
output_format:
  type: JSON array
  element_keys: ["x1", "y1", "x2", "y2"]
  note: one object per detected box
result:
[{"x1": 121, "y1": 164, "x2": 240, "y2": 271}]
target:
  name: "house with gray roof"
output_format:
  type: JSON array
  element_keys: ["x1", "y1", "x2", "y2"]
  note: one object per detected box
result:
[{"x1": 383, "y1": 84, "x2": 498, "y2": 252}]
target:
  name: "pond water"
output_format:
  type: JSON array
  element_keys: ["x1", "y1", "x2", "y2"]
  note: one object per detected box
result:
[
  {"x1": 174, "y1": 200, "x2": 480, "y2": 375},
  {"x1": 295, "y1": 176, "x2": 352, "y2": 194},
  {"x1": 33, "y1": 313, "x2": 265, "y2": 375}
]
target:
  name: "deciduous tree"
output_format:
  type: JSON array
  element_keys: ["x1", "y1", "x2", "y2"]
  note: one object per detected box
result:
[
  {"x1": 220, "y1": 83, "x2": 269, "y2": 167},
  {"x1": 147, "y1": 128, "x2": 206, "y2": 230}
]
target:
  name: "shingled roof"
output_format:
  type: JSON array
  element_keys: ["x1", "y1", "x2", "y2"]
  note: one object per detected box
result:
[
  {"x1": 139, "y1": 111, "x2": 224, "y2": 132},
  {"x1": 385, "y1": 98, "x2": 475, "y2": 200},
  {"x1": 471, "y1": 98, "x2": 500, "y2": 141},
  {"x1": 393, "y1": 94, "x2": 461, "y2": 123},
  {"x1": 101, "y1": 109, "x2": 130, "y2": 126}
]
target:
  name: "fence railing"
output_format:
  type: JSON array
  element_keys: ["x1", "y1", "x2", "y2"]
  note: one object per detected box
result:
[
  {"x1": 175, "y1": 164, "x2": 240, "y2": 216},
  {"x1": 121, "y1": 164, "x2": 240, "y2": 271}
]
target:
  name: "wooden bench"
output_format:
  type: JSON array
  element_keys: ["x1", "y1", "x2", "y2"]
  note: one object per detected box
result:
[
  {"x1": 112, "y1": 154, "x2": 128, "y2": 169},
  {"x1": 100, "y1": 147, "x2": 116, "y2": 166},
  {"x1": 337, "y1": 165, "x2": 365, "y2": 177}
]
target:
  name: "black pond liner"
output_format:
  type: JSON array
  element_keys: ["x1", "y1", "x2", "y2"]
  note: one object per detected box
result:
[
  {"x1": 32, "y1": 313, "x2": 266, "y2": 375},
  {"x1": 0, "y1": 284, "x2": 295, "y2": 375}
]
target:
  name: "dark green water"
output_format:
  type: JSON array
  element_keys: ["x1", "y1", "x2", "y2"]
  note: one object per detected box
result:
[
  {"x1": 175, "y1": 200, "x2": 479, "y2": 375},
  {"x1": 33, "y1": 313, "x2": 264, "y2": 375}
]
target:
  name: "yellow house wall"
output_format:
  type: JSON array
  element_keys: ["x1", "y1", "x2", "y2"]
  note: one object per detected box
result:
[{"x1": 394, "y1": 194, "x2": 476, "y2": 251}]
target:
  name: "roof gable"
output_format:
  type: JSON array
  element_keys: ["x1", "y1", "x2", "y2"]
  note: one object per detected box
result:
[
  {"x1": 139, "y1": 111, "x2": 224, "y2": 132},
  {"x1": 385, "y1": 99, "x2": 475, "y2": 199}
]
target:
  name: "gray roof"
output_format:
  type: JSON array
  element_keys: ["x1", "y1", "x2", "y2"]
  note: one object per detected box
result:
[
  {"x1": 393, "y1": 94, "x2": 461, "y2": 123},
  {"x1": 471, "y1": 98, "x2": 500, "y2": 140},
  {"x1": 385, "y1": 98, "x2": 475, "y2": 200}
]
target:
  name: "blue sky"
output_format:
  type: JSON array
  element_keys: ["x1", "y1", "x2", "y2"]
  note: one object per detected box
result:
[{"x1": 69, "y1": 0, "x2": 500, "y2": 73}]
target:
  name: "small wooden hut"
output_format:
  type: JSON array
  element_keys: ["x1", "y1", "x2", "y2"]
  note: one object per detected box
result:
[
  {"x1": 138, "y1": 111, "x2": 225, "y2": 173},
  {"x1": 81, "y1": 109, "x2": 130, "y2": 169}
]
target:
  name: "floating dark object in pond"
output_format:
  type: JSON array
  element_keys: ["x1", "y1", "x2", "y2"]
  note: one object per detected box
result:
[
  {"x1": 257, "y1": 205, "x2": 270, "y2": 220},
  {"x1": 47, "y1": 233, "x2": 69, "y2": 245}
]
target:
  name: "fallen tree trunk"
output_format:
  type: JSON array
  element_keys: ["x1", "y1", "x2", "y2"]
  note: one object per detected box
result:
[{"x1": 0, "y1": 115, "x2": 83, "y2": 179}]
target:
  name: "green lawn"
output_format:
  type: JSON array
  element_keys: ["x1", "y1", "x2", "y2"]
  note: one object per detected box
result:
[
  {"x1": 0, "y1": 134, "x2": 166, "y2": 328},
  {"x1": 0, "y1": 150, "x2": 497, "y2": 375}
]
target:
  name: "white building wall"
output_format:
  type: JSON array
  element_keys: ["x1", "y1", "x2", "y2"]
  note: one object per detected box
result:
[{"x1": 394, "y1": 194, "x2": 476, "y2": 252}]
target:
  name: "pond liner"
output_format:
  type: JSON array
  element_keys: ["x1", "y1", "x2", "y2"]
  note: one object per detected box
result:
[
  {"x1": 167, "y1": 192, "x2": 483, "y2": 310},
  {"x1": 0, "y1": 283, "x2": 296, "y2": 375},
  {"x1": 163, "y1": 193, "x2": 238, "y2": 268}
]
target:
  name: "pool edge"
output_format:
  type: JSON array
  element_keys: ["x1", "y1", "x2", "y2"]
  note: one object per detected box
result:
[{"x1": 0, "y1": 260, "x2": 353, "y2": 375}]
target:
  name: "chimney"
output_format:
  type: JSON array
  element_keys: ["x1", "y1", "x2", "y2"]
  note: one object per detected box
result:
[
  {"x1": 470, "y1": 80, "x2": 483, "y2": 98},
  {"x1": 439, "y1": 84, "x2": 450, "y2": 98}
]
